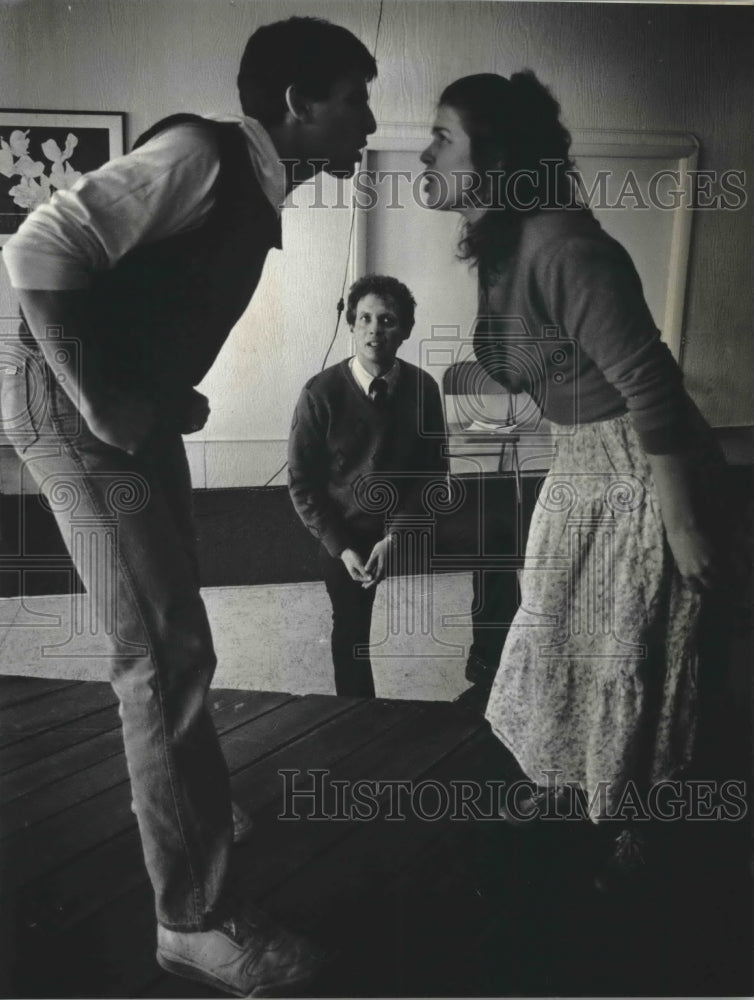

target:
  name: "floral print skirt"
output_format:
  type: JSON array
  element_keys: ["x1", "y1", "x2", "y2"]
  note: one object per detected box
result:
[{"x1": 485, "y1": 413, "x2": 709, "y2": 822}]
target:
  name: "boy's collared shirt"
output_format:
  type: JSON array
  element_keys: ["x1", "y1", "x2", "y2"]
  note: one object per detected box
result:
[{"x1": 349, "y1": 356, "x2": 400, "y2": 398}]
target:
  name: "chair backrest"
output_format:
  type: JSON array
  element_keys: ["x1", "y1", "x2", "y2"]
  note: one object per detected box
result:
[
  {"x1": 442, "y1": 360, "x2": 507, "y2": 397},
  {"x1": 442, "y1": 360, "x2": 516, "y2": 429}
]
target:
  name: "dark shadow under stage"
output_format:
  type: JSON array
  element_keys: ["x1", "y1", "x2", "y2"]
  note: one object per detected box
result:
[{"x1": 0, "y1": 676, "x2": 751, "y2": 998}]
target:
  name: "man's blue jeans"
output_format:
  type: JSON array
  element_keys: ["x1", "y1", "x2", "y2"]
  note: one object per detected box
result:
[{"x1": 0, "y1": 339, "x2": 232, "y2": 930}]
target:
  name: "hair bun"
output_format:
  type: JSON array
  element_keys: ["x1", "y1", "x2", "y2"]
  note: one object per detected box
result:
[{"x1": 509, "y1": 70, "x2": 562, "y2": 122}]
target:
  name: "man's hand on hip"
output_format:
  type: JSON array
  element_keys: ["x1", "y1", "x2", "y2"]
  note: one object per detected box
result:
[{"x1": 178, "y1": 388, "x2": 210, "y2": 434}]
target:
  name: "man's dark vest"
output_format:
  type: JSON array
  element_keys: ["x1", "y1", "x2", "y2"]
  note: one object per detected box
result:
[{"x1": 87, "y1": 114, "x2": 281, "y2": 400}]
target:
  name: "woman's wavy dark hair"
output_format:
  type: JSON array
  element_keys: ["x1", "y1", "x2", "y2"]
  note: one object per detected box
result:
[{"x1": 439, "y1": 71, "x2": 576, "y2": 279}]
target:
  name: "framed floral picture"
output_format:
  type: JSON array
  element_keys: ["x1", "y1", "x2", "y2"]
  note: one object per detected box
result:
[{"x1": 0, "y1": 109, "x2": 126, "y2": 245}]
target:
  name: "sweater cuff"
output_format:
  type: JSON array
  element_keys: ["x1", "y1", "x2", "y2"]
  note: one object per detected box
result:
[{"x1": 321, "y1": 525, "x2": 354, "y2": 559}]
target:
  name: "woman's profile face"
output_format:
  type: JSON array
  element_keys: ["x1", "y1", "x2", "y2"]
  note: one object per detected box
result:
[{"x1": 419, "y1": 103, "x2": 480, "y2": 214}]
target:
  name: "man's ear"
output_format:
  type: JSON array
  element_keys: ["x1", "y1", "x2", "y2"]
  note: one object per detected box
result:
[{"x1": 284, "y1": 84, "x2": 313, "y2": 123}]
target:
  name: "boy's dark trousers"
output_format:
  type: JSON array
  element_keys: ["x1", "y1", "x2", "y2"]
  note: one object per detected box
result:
[
  {"x1": 319, "y1": 544, "x2": 378, "y2": 698},
  {"x1": 318, "y1": 543, "x2": 516, "y2": 698}
]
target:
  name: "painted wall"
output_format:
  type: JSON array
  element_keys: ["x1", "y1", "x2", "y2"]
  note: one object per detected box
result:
[{"x1": 0, "y1": 0, "x2": 751, "y2": 489}]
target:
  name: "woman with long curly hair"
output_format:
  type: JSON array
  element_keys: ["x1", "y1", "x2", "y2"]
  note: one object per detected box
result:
[{"x1": 420, "y1": 71, "x2": 727, "y2": 889}]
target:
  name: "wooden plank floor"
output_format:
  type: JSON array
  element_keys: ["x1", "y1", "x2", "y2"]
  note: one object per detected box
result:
[{"x1": 0, "y1": 675, "x2": 751, "y2": 998}]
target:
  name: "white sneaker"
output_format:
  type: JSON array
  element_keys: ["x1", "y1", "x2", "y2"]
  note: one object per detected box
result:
[{"x1": 156, "y1": 902, "x2": 327, "y2": 997}]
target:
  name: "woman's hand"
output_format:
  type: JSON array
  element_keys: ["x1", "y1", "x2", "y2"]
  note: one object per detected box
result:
[
  {"x1": 664, "y1": 522, "x2": 717, "y2": 591},
  {"x1": 647, "y1": 450, "x2": 717, "y2": 592}
]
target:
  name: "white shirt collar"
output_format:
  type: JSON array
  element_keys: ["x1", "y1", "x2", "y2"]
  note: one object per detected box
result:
[
  {"x1": 207, "y1": 114, "x2": 286, "y2": 215},
  {"x1": 350, "y1": 356, "x2": 400, "y2": 396}
]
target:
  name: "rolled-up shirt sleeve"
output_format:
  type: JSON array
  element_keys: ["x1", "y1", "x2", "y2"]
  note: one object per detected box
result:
[
  {"x1": 2, "y1": 123, "x2": 221, "y2": 291},
  {"x1": 540, "y1": 235, "x2": 688, "y2": 454}
]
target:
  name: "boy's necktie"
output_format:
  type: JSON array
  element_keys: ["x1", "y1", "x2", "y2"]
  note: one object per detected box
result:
[{"x1": 369, "y1": 377, "x2": 388, "y2": 408}]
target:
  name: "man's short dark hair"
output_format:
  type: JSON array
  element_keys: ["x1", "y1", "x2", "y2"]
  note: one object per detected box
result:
[
  {"x1": 346, "y1": 275, "x2": 417, "y2": 335},
  {"x1": 238, "y1": 16, "x2": 377, "y2": 125}
]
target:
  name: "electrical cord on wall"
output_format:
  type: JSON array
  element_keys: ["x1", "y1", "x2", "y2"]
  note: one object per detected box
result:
[{"x1": 261, "y1": 0, "x2": 385, "y2": 488}]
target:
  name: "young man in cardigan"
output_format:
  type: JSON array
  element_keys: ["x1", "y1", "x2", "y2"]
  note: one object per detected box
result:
[
  {"x1": 288, "y1": 275, "x2": 449, "y2": 698},
  {"x1": 1, "y1": 17, "x2": 376, "y2": 996}
]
